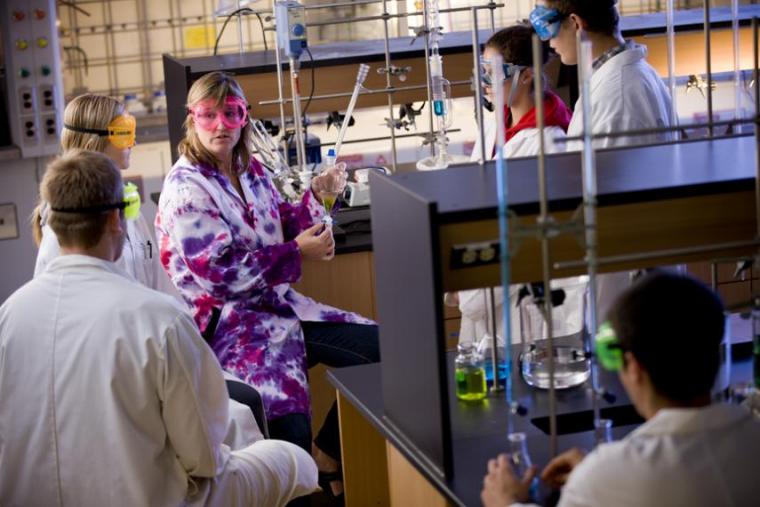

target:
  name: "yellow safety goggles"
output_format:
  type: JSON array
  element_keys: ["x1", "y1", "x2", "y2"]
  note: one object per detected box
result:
[{"x1": 64, "y1": 113, "x2": 136, "y2": 149}]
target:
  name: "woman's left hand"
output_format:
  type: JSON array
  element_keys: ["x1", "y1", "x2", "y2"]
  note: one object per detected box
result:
[{"x1": 311, "y1": 162, "x2": 348, "y2": 198}]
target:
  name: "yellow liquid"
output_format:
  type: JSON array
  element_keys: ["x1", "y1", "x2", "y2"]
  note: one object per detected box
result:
[
  {"x1": 455, "y1": 367, "x2": 487, "y2": 401},
  {"x1": 321, "y1": 193, "x2": 338, "y2": 213}
]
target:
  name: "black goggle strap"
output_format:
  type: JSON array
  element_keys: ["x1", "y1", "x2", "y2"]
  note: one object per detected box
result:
[
  {"x1": 63, "y1": 124, "x2": 109, "y2": 137},
  {"x1": 51, "y1": 201, "x2": 127, "y2": 214}
]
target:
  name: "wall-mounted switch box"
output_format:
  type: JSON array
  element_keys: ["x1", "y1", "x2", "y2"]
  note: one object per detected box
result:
[{"x1": 0, "y1": 203, "x2": 20, "y2": 240}]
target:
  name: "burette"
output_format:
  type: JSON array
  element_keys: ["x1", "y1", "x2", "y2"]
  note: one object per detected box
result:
[{"x1": 417, "y1": 0, "x2": 453, "y2": 171}]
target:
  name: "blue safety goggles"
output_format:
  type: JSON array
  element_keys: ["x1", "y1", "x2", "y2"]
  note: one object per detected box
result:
[
  {"x1": 481, "y1": 61, "x2": 525, "y2": 87},
  {"x1": 529, "y1": 5, "x2": 566, "y2": 41}
]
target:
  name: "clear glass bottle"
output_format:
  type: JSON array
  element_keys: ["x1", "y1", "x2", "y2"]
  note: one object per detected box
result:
[
  {"x1": 454, "y1": 343, "x2": 487, "y2": 401},
  {"x1": 507, "y1": 432, "x2": 538, "y2": 499}
]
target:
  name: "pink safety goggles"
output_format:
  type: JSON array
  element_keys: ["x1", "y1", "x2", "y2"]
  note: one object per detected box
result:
[{"x1": 189, "y1": 96, "x2": 249, "y2": 131}]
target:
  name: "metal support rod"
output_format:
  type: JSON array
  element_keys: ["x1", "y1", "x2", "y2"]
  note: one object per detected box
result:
[
  {"x1": 382, "y1": 0, "x2": 399, "y2": 172},
  {"x1": 732, "y1": 0, "x2": 742, "y2": 131},
  {"x1": 237, "y1": 0, "x2": 245, "y2": 53},
  {"x1": 576, "y1": 32, "x2": 603, "y2": 443},
  {"x1": 489, "y1": 0, "x2": 496, "y2": 32},
  {"x1": 754, "y1": 16, "x2": 760, "y2": 237},
  {"x1": 533, "y1": 34, "x2": 557, "y2": 458},
  {"x1": 471, "y1": 7, "x2": 487, "y2": 166},
  {"x1": 320, "y1": 128, "x2": 461, "y2": 147},
  {"x1": 272, "y1": 1, "x2": 288, "y2": 153},
  {"x1": 560, "y1": 117, "x2": 758, "y2": 142},
  {"x1": 422, "y1": 0, "x2": 435, "y2": 157},
  {"x1": 705, "y1": 0, "x2": 714, "y2": 137},
  {"x1": 275, "y1": 3, "x2": 504, "y2": 29},
  {"x1": 488, "y1": 287, "x2": 503, "y2": 393},
  {"x1": 666, "y1": 0, "x2": 679, "y2": 138},
  {"x1": 288, "y1": 57, "x2": 307, "y2": 173},
  {"x1": 258, "y1": 80, "x2": 471, "y2": 105},
  {"x1": 711, "y1": 262, "x2": 719, "y2": 291},
  {"x1": 553, "y1": 239, "x2": 760, "y2": 271}
]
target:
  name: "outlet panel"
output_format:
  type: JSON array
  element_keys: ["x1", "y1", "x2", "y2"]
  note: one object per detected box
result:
[{"x1": 1, "y1": 0, "x2": 64, "y2": 158}]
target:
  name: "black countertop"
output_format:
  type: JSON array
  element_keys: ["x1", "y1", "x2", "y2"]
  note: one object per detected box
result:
[
  {"x1": 370, "y1": 135, "x2": 757, "y2": 223},
  {"x1": 328, "y1": 348, "x2": 754, "y2": 507}
]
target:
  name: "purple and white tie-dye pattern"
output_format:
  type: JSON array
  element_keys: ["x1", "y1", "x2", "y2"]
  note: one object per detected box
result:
[{"x1": 156, "y1": 156, "x2": 374, "y2": 419}]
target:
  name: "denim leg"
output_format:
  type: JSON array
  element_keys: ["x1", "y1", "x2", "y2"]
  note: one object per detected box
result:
[{"x1": 302, "y1": 322, "x2": 380, "y2": 461}]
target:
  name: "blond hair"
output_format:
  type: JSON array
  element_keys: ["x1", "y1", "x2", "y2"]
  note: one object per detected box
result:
[
  {"x1": 178, "y1": 71, "x2": 253, "y2": 173},
  {"x1": 32, "y1": 94, "x2": 125, "y2": 245},
  {"x1": 41, "y1": 150, "x2": 123, "y2": 249}
]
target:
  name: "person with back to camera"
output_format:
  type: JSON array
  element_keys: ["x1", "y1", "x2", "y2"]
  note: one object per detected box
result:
[
  {"x1": 156, "y1": 71, "x2": 380, "y2": 503},
  {"x1": 0, "y1": 151, "x2": 318, "y2": 507},
  {"x1": 481, "y1": 272, "x2": 760, "y2": 507}
]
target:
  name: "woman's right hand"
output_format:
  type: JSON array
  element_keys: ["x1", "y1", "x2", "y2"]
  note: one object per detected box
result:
[{"x1": 295, "y1": 223, "x2": 335, "y2": 261}]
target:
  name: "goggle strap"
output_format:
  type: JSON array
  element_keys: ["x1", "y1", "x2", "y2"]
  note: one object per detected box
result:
[
  {"x1": 64, "y1": 124, "x2": 109, "y2": 137},
  {"x1": 51, "y1": 201, "x2": 127, "y2": 214}
]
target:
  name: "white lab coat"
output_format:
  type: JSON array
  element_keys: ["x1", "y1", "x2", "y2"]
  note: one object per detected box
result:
[
  {"x1": 470, "y1": 116, "x2": 566, "y2": 163},
  {"x1": 460, "y1": 122, "x2": 582, "y2": 347},
  {"x1": 34, "y1": 203, "x2": 180, "y2": 299},
  {"x1": 540, "y1": 404, "x2": 760, "y2": 507},
  {"x1": 565, "y1": 43, "x2": 673, "y2": 151},
  {"x1": 565, "y1": 43, "x2": 674, "y2": 320},
  {"x1": 0, "y1": 255, "x2": 318, "y2": 507}
]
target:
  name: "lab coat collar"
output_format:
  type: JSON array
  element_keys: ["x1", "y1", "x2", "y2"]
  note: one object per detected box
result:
[
  {"x1": 628, "y1": 403, "x2": 751, "y2": 439},
  {"x1": 46, "y1": 253, "x2": 132, "y2": 281},
  {"x1": 591, "y1": 42, "x2": 648, "y2": 88}
]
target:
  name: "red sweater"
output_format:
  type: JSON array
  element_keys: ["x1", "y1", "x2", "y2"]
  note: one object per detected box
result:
[{"x1": 503, "y1": 90, "x2": 572, "y2": 145}]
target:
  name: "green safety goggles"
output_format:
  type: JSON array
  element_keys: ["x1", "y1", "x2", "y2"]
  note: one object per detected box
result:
[
  {"x1": 595, "y1": 321, "x2": 625, "y2": 371},
  {"x1": 51, "y1": 182, "x2": 141, "y2": 221}
]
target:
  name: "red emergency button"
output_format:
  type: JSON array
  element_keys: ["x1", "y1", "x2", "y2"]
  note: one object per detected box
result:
[
  {"x1": 34, "y1": 9, "x2": 46, "y2": 20},
  {"x1": 13, "y1": 10, "x2": 26, "y2": 22}
]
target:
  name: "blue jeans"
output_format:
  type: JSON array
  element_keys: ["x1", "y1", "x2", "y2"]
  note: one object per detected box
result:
[{"x1": 267, "y1": 321, "x2": 380, "y2": 460}]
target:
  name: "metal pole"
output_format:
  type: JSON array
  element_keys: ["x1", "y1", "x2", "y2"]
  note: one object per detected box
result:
[
  {"x1": 576, "y1": 31, "x2": 603, "y2": 444},
  {"x1": 533, "y1": 35, "x2": 557, "y2": 458},
  {"x1": 666, "y1": 0, "x2": 679, "y2": 138},
  {"x1": 732, "y1": 0, "x2": 742, "y2": 132},
  {"x1": 489, "y1": 287, "x2": 503, "y2": 393},
  {"x1": 289, "y1": 57, "x2": 307, "y2": 173},
  {"x1": 705, "y1": 0, "x2": 714, "y2": 137},
  {"x1": 237, "y1": 0, "x2": 245, "y2": 53},
  {"x1": 554, "y1": 239, "x2": 760, "y2": 271},
  {"x1": 422, "y1": 0, "x2": 436, "y2": 157},
  {"x1": 471, "y1": 7, "x2": 487, "y2": 166},
  {"x1": 489, "y1": 0, "x2": 496, "y2": 32},
  {"x1": 273, "y1": 1, "x2": 288, "y2": 159},
  {"x1": 382, "y1": 0, "x2": 399, "y2": 172}
]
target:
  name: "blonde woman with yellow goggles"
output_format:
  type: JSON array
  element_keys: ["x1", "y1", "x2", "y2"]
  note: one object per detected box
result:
[{"x1": 32, "y1": 94, "x2": 177, "y2": 297}]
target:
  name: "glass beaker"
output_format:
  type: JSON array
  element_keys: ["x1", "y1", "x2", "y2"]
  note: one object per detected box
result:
[
  {"x1": 519, "y1": 277, "x2": 591, "y2": 390},
  {"x1": 454, "y1": 343, "x2": 487, "y2": 401}
]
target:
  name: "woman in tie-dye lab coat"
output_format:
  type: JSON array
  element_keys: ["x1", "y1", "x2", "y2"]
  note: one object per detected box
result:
[{"x1": 156, "y1": 72, "x2": 378, "y2": 500}]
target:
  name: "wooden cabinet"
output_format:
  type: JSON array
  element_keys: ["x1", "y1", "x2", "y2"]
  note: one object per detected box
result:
[{"x1": 291, "y1": 251, "x2": 377, "y2": 437}]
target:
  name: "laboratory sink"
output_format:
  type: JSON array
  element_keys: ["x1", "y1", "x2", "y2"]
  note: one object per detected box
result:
[{"x1": 531, "y1": 404, "x2": 645, "y2": 436}]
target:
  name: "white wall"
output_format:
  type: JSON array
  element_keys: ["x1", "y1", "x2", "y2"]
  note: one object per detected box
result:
[{"x1": 0, "y1": 157, "x2": 47, "y2": 303}]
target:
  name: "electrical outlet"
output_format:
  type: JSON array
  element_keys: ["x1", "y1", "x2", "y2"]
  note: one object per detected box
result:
[
  {"x1": 18, "y1": 85, "x2": 35, "y2": 113},
  {"x1": 40, "y1": 113, "x2": 57, "y2": 141},
  {"x1": 38, "y1": 84, "x2": 55, "y2": 111},
  {"x1": 21, "y1": 118, "x2": 37, "y2": 145},
  {"x1": 450, "y1": 240, "x2": 501, "y2": 270},
  {"x1": 0, "y1": 203, "x2": 20, "y2": 240}
]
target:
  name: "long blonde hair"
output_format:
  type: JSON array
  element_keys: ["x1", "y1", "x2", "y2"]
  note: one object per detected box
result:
[
  {"x1": 32, "y1": 94, "x2": 124, "y2": 246},
  {"x1": 178, "y1": 71, "x2": 254, "y2": 174}
]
